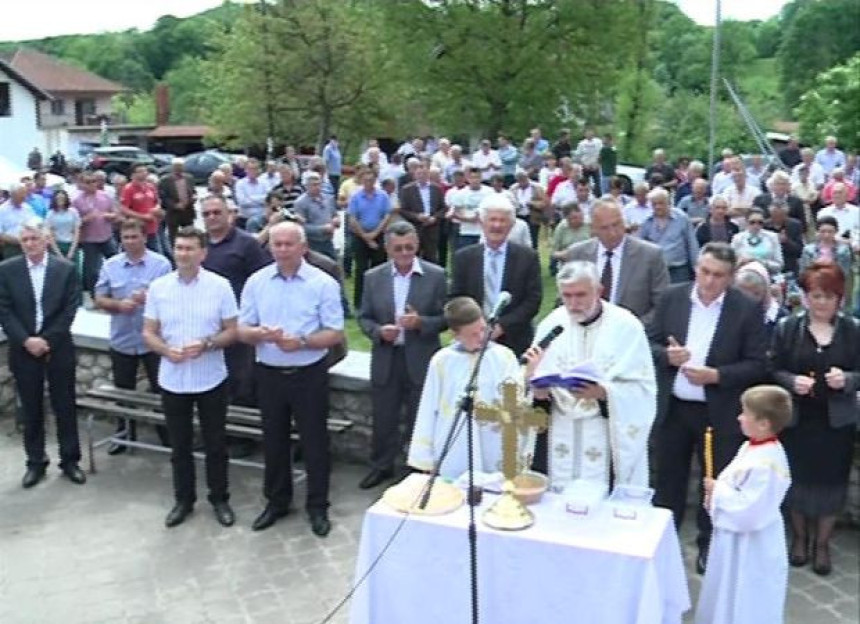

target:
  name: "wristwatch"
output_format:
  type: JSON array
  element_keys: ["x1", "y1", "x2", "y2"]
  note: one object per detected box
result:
[
  {"x1": 203, "y1": 336, "x2": 216, "y2": 352},
  {"x1": 298, "y1": 334, "x2": 309, "y2": 349}
]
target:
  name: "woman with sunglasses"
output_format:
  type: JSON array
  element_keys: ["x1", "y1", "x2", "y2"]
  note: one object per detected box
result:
[{"x1": 730, "y1": 208, "x2": 783, "y2": 274}]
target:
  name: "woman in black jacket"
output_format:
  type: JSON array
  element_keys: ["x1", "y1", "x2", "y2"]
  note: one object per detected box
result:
[{"x1": 769, "y1": 261, "x2": 860, "y2": 576}]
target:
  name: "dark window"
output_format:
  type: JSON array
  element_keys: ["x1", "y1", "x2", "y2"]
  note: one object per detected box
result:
[
  {"x1": 0, "y1": 83, "x2": 10, "y2": 116},
  {"x1": 50, "y1": 99, "x2": 65, "y2": 115}
]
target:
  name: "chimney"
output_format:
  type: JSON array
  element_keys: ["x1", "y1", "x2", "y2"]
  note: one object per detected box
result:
[{"x1": 155, "y1": 83, "x2": 170, "y2": 126}]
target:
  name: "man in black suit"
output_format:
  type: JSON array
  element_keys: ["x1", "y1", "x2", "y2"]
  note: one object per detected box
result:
[
  {"x1": 157, "y1": 159, "x2": 197, "y2": 246},
  {"x1": 450, "y1": 194, "x2": 542, "y2": 357},
  {"x1": 357, "y1": 221, "x2": 447, "y2": 489},
  {"x1": 0, "y1": 218, "x2": 83, "y2": 488},
  {"x1": 763, "y1": 202, "x2": 804, "y2": 275},
  {"x1": 647, "y1": 242, "x2": 768, "y2": 574},
  {"x1": 398, "y1": 162, "x2": 446, "y2": 264}
]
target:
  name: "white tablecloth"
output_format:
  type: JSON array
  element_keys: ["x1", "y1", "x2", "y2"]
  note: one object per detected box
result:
[{"x1": 349, "y1": 493, "x2": 690, "y2": 624}]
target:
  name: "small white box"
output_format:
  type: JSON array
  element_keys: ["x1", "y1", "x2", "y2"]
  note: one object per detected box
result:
[{"x1": 560, "y1": 479, "x2": 607, "y2": 517}]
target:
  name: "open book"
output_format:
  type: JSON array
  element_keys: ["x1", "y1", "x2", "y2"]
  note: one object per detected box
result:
[{"x1": 530, "y1": 360, "x2": 604, "y2": 390}]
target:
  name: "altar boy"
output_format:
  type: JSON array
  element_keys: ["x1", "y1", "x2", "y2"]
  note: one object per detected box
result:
[
  {"x1": 696, "y1": 385, "x2": 792, "y2": 624},
  {"x1": 407, "y1": 297, "x2": 533, "y2": 479}
]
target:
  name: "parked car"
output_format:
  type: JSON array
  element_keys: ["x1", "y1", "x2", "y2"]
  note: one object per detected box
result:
[
  {"x1": 150, "y1": 152, "x2": 176, "y2": 168},
  {"x1": 615, "y1": 163, "x2": 646, "y2": 194},
  {"x1": 87, "y1": 146, "x2": 157, "y2": 178},
  {"x1": 160, "y1": 150, "x2": 235, "y2": 185}
]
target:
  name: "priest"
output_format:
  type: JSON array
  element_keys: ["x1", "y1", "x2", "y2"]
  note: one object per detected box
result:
[{"x1": 525, "y1": 260, "x2": 656, "y2": 491}]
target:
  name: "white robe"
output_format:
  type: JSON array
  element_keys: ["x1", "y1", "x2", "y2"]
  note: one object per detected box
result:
[
  {"x1": 695, "y1": 441, "x2": 791, "y2": 624},
  {"x1": 533, "y1": 303, "x2": 656, "y2": 492},
  {"x1": 407, "y1": 342, "x2": 532, "y2": 480}
]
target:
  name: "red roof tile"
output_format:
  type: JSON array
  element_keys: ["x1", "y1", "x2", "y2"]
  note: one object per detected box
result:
[{"x1": 8, "y1": 48, "x2": 127, "y2": 94}]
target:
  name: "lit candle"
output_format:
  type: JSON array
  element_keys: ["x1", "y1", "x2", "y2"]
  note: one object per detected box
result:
[{"x1": 704, "y1": 426, "x2": 714, "y2": 479}]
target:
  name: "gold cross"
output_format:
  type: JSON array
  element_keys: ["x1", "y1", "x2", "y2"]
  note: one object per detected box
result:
[{"x1": 474, "y1": 380, "x2": 548, "y2": 480}]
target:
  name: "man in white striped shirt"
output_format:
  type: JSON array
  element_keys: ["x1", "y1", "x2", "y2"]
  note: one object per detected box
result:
[{"x1": 143, "y1": 227, "x2": 239, "y2": 529}]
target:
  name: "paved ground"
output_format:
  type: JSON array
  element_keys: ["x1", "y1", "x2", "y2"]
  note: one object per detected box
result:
[{"x1": 0, "y1": 418, "x2": 857, "y2": 624}]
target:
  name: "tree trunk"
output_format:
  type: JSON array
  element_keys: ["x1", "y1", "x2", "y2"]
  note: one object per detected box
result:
[{"x1": 622, "y1": 0, "x2": 654, "y2": 160}]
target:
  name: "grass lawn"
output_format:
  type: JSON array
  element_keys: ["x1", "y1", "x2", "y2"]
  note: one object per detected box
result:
[{"x1": 340, "y1": 234, "x2": 561, "y2": 352}]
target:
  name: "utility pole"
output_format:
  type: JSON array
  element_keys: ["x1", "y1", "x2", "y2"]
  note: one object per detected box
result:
[
  {"x1": 259, "y1": 0, "x2": 276, "y2": 160},
  {"x1": 707, "y1": 0, "x2": 721, "y2": 177}
]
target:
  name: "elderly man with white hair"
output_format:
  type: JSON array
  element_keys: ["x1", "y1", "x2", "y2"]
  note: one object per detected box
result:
[
  {"x1": 791, "y1": 147, "x2": 826, "y2": 189},
  {"x1": 523, "y1": 260, "x2": 657, "y2": 491},
  {"x1": 821, "y1": 167, "x2": 857, "y2": 205},
  {"x1": 638, "y1": 187, "x2": 700, "y2": 283},
  {"x1": 0, "y1": 218, "x2": 83, "y2": 488},
  {"x1": 753, "y1": 170, "x2": 807, "y2": 232},
  {"x1": 817, "y1": 183, "x2": 860, "y2": 244},
  {"x1": 0, "y1": 182, "x2": 37, "y2": 258},
  {"x1": 450, "y1": 192, "x2": 542, "y2": 357},
  {"x1": 815, "y1": 136, "x2": 846, "y2": 177}
]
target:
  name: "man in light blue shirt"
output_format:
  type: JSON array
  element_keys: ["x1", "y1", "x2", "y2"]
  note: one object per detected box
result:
[
  {"x1": 322, "y1": 135, "x2": 342, "y2": 193},
  {"x1": 348, "y1": 170, "x2": 391, "y2": 308},
  {"x1": 815, "y1": 136, "x2": 846, "y2": 177},
  {"x1": 95, "y1": 218, "x2": 172, "y2": 454},
  {"x1": 497, "y1": 134, "x2": 519, "y2": 185},
  {"x1": 637, "y1": 188, "x2": 699, "y2": 283},
  {"x1": 234, "y1": 158, "x2": 268, "y2": 228},
  {"x1": 0, "y1": 183, "x2": 36, "y2": 258},
  {"x1": 238, "y1": 221, "x2": 344, "y2": 537}
]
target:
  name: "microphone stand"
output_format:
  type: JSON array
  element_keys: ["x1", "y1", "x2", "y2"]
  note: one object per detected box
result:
[{"x1": 418, "y1": 316, "x2": 498, "y2": 624}]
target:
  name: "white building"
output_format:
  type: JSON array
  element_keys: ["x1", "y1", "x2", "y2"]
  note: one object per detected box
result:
[
  {"x1": 2, "y1": 48, "x2": 127, "y2": 161},
  {"x1": 0, "y1": 57, "x2": 50, "y2": 168}
]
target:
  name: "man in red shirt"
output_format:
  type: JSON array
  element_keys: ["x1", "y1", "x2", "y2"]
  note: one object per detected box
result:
[{"x1": 121, "y1": 164, "x2": 164, "y2": 251}]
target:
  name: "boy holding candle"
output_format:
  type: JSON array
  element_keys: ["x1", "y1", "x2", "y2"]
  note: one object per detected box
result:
[{"x1": 696, "y1": 385, "x2": 792, "y2": 624}]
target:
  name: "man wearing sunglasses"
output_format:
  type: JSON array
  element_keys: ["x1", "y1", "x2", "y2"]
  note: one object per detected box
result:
[{"x1": 357, "y1": 221, "x2": 448, "y2": 489}]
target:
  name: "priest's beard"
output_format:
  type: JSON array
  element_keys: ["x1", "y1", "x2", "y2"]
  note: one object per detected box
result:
[{"x1": 567, "y1": 300, "x2": 601, "y2": 325}]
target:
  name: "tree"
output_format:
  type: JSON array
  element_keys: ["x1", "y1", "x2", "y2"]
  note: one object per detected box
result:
[
  {"x1": 777, "y1": 0, "x2": 860, "y2": 110},
  {"x1": 795, "y1": 54, "x2": 860, "y2": 151},
  {"x1": 378, "y1": 0, "x2": 638, "y2": 140},
  {"x1": 202, "y1": 1, "x2": 399, "y2": 151}
]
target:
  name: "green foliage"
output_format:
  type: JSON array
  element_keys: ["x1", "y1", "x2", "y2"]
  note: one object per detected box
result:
[
  {"x1": 795, "y1": 54, "x2": 860, "y2": 151},
  {"x1": 202, "y1": 1, "x2": 402, "y2": 151},
  {"x1": 111, "y1": 93, "x2": 155, "y2": 125},
  {"x1": 377, "y1": 0, "x2": 639, "y2": 139},
  {"x1": 777, "y1": 0, "x2": 860, "y2": 110},
  {"x1": 164, "y1": 57, "x2": 210, "y2": 124}
]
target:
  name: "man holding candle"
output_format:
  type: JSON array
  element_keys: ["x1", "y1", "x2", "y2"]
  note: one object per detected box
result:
[{"x1": 647, "y1": 242, "x2": 768, "y2": 574}]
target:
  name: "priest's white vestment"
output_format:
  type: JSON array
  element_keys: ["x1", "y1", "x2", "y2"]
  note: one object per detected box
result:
[
  {"x1": 533, "y1": 302, "x2": 656, "y2": 491},
  {"x1": 407, "y1": 342, "x2": 533, "y2": 480},
  {"x1": 695, "y1": 440, "x2": 791, "y2": 624}
]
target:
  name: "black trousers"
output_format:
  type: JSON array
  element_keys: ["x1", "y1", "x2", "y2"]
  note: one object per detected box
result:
[
  {"x1": 257, "y1": 360, "x2": 330, "y2": 512},
  {"x1": 371, "y1": 347, "x2": 423, "y2": 471},
  {"x1": 224, "y1": 342, "x2": 257, "y2": 408},
  {"x1": 10, "y1": 344, "x2": 79, "y2": 470},
  {"x1": 110, "y1": 349, "x2": 161, "y2": 440},
  {"x1": 161, "y1": 381, "x2": 229, "y2": 506},
  {"x1": 653, "y1": 398, "x2": 743, "y2": 550},
  {"x1": 352, "y1": 235, "x2": 386, "y2": 309},
  {"x1": 81, "y1": 239, "x2": 117, "y2": 295}
]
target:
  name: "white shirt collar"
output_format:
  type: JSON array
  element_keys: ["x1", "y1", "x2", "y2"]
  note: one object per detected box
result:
[
  {"x1": 26, "y1": 254, "x2": 48, "y2": 270},
  {"x1": 597, "y1": 236, "x2": 626, "y2": 258},
  {"x1": 391, "y1": 257, "x2": 423, "y2": 277},
  {"x1": 690, "y1": 286, "x2": 726, "y2": 310}
]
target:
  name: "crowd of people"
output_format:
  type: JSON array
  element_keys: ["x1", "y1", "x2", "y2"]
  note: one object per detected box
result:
[{"x1": 0, "y1": 128, "x2": 858, "y2": 620}]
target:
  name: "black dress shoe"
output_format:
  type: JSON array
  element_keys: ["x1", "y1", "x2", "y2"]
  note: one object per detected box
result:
[
  {"x1": 165, "y1": 503, "x2": 194, "y2": 528},
  {"x1": 695, "y1": 549, "x2": 708, "y2": 575},
  {"x1": 61, "y1": 465, "x2": 87, "y2": 485},
  {"x1": 309, "y1": 511, "x2": 331, "y2": 537},
  {"x1": 22, "y1": 467, "x2": 46, "y2": 489},
  {"x1": 212, "y1": 501, "x2": 235, "y2": 527},
  {"x1": 359, "y1": 468, "x2": 394, "y2": 490},
  {"x1": 812, "y1": 543, "x2": 832, "y2": 576},
  {"x1": 251, "y1": 505, "x2": 289, "y2": 532},
  {"x1": 107, "y1": 442, "x2": 127, "y2": 456}
]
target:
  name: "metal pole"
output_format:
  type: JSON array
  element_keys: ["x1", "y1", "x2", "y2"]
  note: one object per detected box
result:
[
  {"x1": 707, "y1": 0, "x2": 721, "y2": 177},
  {"x1": 260, "y1": 0, "x2": 276, "y2": 160}
]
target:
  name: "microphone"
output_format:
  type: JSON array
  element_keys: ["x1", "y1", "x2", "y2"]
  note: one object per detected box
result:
[
  {"x1": 488, "y1": 291, "x2": 512, "y2": 323},
  {"x1": 519, "y1": 325, "x2": 564, "y2": 364}
]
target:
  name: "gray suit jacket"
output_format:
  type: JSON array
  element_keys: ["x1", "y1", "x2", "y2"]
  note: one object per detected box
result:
[
  {"x1": 358, "y1": 259, "x2": 448, "y2": 387},
  {"x1": 566, "y1": 236, "x2": 669, "y2": 325}
]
